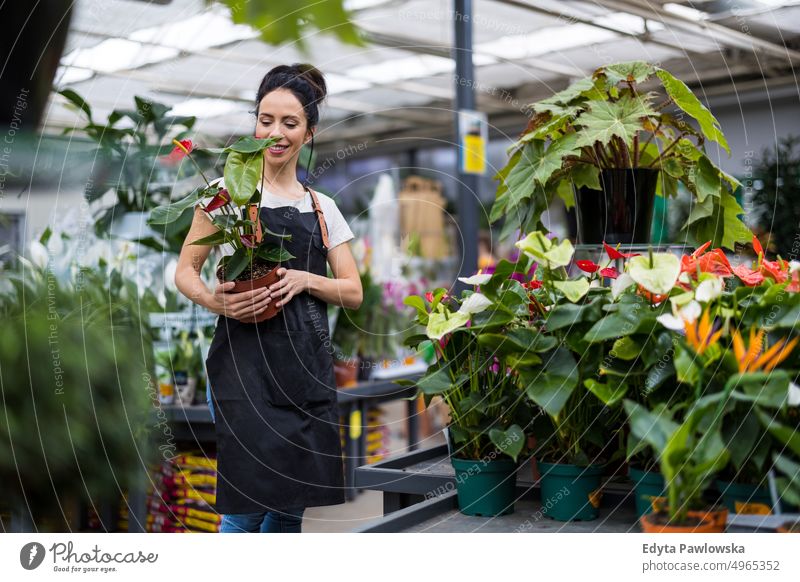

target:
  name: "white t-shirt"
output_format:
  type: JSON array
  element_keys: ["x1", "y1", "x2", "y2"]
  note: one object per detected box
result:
[{"x1": 197, "y1": 177, "x2": 354, "y2": 258}]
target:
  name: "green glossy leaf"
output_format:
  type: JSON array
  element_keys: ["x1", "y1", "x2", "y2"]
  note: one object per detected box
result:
[
  {"x1": 489, "y1": 425, "x2": 525, "y2": 462},
  {"x1": 585, "y1": 377, "x2": 628, "y2": 406},
  {"x1": 188, "y1": 230, "x2": 228, "y2": 246},
  {"x1": 224, "y1": 151, "x2": 263, "y2": 206},
  {"x1": 417, "y1": 365, "x2": 457, "y2": 395},
  {"x1": 655, "y1": 69, "x2": 729, "y2": 153},
  {"x1": 690, "y1": 155, "x2": 722, "y2": 203},
  {"x1": 222, "y1": 247, "x2": 250, "y2": 281},
  {"x1": 757, "y1": 409, "x2": 800, "y2": 456},
  {"x1": 611, "y1": 336, "x2": 641, "y2": 360},
  {"x1": 522, "y1": 347, "x2": 578, "y2": 417}
]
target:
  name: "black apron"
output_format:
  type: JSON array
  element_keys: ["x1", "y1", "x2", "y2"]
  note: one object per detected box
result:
[{"x1": 206, "y1": 202, "x2": 345, "y2": 514}]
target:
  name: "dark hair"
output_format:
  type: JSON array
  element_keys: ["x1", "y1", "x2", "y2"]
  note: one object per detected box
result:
[{"x1": 254, "y1": 63, "x2": 327, "y2": 128}]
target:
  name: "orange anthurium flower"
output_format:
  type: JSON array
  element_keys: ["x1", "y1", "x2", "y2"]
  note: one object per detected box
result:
[
  {"x1": 732, "y1": 327, "x2": 799, "y2": 373},
  {"x1": 680, "y1": 241, "x2": 733, "y2": 278},
  {"x1": 683, "y1": 309, "x2": 722, "y2": 356}
]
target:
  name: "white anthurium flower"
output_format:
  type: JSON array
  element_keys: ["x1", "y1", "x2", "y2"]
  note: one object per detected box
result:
[
  {"x1": 789, "y1": 261, "x2": 800, "y2": 273},
  {"x1": 458, "y1": 292, "x2": 492, "y2": 315},
  {"x1": 695, "y1": 277, "x2": 723, "y2": 303},
  {"x1": 611, "y1": 272, "x2": 635, "y2": 300},
  {"x1": 789, "y1": 382, "x2": 800, "y2": 407},
  {"x1": 457, "y1": 273, "x2": 492, "y2": 286},
  {"x1": 656, "y1": 300, "x2": 701, "y2": 331},
  {"x1": 28, "y1": 241, "x2": 49, "y2": 270}
]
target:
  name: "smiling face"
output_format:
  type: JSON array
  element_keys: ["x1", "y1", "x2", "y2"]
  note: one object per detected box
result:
[{"x1": 255, "y1": 88, "x2": 314, "y2": 170}]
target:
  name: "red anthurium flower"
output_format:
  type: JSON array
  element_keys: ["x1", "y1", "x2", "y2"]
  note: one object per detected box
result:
[
  {"x1": 165, "y1": 139, "x2": 193, "y2": 164},
  {"x1": 752, "y1": 235, "x2": 764, "y2": 258},
  {"x1": 523, "y1": 279, "x2": 542, "y2": 290},
  {"x1": 603, "y1": 241, "x2": 640, "y2": 260},
  {"x1": 599, "y1": 267, "x2": 619, "y2": 279},
  {"x1": 733, "y1": 264, "x2": 765, "y2": 286},
  {"x1": 680, "y1": 241, "x2": 733, "y2": 278},
  {"x1": 697, "y1": 249, "x2": 734, "y2": 277},
  {"x1": 761, "y1": 258, "x2": 788, "y2": 283},
  {"x1": 637, "y1": 285, "x2": 669, "y2": 305},
  {"x1": 425, "y1": 291, "x2": 434, "y2": 302},
  {"x1": 576, "y1": 260, "x2": 600, "y2": 273},
  {"x1": 203, "y1": 188, "x2": 231, "y2": 213},
  {"x1": 240, "y1": 234, "x2": 257, "y2": 248}
]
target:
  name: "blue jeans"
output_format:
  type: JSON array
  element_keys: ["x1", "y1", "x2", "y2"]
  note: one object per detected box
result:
[
  {"x1": 219, "y1": 508, "x2": 305, "y2": 533},
  {"x1": 206, "y1": 378, "x2": 215, "y2": 423}
]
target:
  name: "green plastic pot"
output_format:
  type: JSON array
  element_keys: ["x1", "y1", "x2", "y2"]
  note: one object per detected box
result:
[
  {"x1": 450, "y1": 457, "x2": 517, "y2": 517},
  {"x1": 538, "y1": 462, "x2": 604, "y2": 521},
  {"x1": 715, "y1": 480, "x2": 774, "y2": 514},
  {"x1": 629, "y1": 467, "x2": 666, "y2": 517}
]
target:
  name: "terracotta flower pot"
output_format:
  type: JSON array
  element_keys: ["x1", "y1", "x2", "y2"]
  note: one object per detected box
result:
[
  {"x1": 334, "y1": 357, "x2": 359, "y2": 388},
  {"x1": 218, "y1": 263, "x2": 282, "y2": 323},
  {"x1": 640, "y1": 511, "x2": 722, "y2": 533},
  {"x1": 777, "y1": 521, "x2": 800, "y2": 533},
  {"x1": 688, "y1": 506, "x2": 728, "y2": 531}
]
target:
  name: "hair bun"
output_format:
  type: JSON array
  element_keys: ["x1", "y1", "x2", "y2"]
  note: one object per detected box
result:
[{"x1": 292, "y1": 63, "x2": 327, "y2": 102}]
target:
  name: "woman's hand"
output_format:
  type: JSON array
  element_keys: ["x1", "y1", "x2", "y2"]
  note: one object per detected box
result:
[
  {"x1": 206, "y1": 281, "x2": 273, "y2": 321},
  {"x1": 267, "y1": 268, "x2": 311, "y2": 308}
]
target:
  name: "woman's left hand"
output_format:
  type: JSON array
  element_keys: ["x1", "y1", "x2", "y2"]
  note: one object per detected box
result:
[{"x1": 267, "y1": 268, "x2": 312, "y2": 308}]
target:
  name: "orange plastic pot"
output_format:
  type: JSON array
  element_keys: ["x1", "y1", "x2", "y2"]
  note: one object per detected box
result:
[
  {"x1": 640, "y1": 511, "x2": 722, "y2": 533},
  {"x1": 221, "y1": 264, "x2": 282, "y2": 323}
]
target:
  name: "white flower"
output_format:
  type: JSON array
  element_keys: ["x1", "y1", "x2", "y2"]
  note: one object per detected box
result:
[
  {"x1": 458, "y1": 292, "x2": 492, "y2": 315},
  {"x1": 28, "y1": 241, "x2": 49, "y2": 269},
  {"x1": 457, "y1": 273, "x2": 492, "y2": 286},
  {"x1": 789, "y1": 261, "x2": 800, "y2": 274},
  {"x1": 695, "y1": 277, "x2": 723, "y2": 303},
  {"x1": 656, "y1": 300, "x2": 701, "y2": 331},
  {"x1": 789, "y1": 382, "x2": 800, "y2": 407},
  {"x1": 611, "y1": 273, "x2": 635, "y2": 300}
]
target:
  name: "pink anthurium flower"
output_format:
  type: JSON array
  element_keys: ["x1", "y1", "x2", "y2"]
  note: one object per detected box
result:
[{"x1": 599, "y1": 267, "x2": 619, "y2": 279}]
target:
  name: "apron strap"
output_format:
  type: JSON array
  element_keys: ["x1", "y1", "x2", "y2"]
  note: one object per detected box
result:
[
  {"x1": 247, "y1": 203, "x2": 263, "y2": 243},
  {"x1": 307, "y1": 187, "x2": 330, "y2": 249}
]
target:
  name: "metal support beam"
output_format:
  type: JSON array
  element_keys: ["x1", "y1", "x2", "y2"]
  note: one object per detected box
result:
[
  {"x1": 590, "y1": 0, "x2": 800, "y2": 65},
  {"x1": 454, "y1": 0, "x2": 479, "y2": 288}
]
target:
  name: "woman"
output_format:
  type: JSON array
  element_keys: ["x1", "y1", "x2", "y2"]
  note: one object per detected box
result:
[{"x1": 174, "y1": 64, "x2": 363, "y2": 533}]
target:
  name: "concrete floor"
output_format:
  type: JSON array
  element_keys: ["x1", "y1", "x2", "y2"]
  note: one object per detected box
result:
[{"x1": 303, "y1": 399, "x2": 445, "y2": 533}]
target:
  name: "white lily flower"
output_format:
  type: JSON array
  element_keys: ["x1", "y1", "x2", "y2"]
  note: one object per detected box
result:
[
  {"x1": 611, "y1": 273, "x2": 635, "y2": 300},
  {"x1": 656, "y1": 300, "x2": 701, "y2": 331},
  {"x1": 695, "y1": 277, "x2": 723, "y2": 303},
  {"x1": 457, "y1": 273, "x2": 492, "y2": 286},
  {"x1": 789, "y1": 382, "x2": 800, "y2": 407},
  {"x1": 458, "y1": 292, "x2": 492, "y2": 315}
]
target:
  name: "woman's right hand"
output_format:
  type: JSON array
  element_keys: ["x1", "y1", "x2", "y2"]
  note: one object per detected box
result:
[{"x1": 207, "y1": 282, "x2": 273, "y2": 321}]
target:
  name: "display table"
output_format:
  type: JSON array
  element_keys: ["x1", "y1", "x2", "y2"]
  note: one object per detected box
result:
[{"x1": 354, "y1": 446, "x2": 792, "y2": 533}]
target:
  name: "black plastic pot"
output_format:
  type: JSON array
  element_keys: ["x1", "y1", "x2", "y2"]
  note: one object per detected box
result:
[{"x1": 574, "y1": 168, "x2": 659, "y2": 245}]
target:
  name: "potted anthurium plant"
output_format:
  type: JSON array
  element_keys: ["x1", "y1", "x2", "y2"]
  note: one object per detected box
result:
[
  {"x1": 605, "y1": 236, "x2": 800, "y2": 531},
  {"x1": 402, "y1": 262, "x2": 546, "y2": 517},
  {"x1": 491, "y1": 61, "x2": 751, "y2": 248},
  {"x1": 505, "y1": 232, "x2": 630, "y2": 522},
  {"x1": 148, "y1": 137, "x2": 293, "y2": 322}
]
